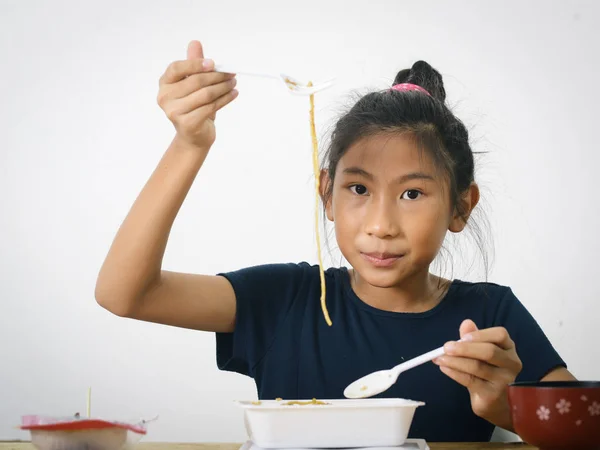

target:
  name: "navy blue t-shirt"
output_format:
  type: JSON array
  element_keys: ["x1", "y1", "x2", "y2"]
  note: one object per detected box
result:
[{"x1": 215, "y1": 262, "x2": 566, "y2": 442}]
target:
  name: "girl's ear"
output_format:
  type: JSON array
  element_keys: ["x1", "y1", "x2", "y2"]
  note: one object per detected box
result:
[
  {"x1": 449, "y1": 182, "x2": 480, "y2": 232},
  {"x1": 319, "y1": 169, "x2": 334, "y2": 222}
]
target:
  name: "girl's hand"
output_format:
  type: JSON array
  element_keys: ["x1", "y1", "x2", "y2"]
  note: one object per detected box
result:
[
  {"x1": 157, "y1": 40, "x2": 238, "y2": 151},
  {"x1": 433, "y1": 319, "x2": 523, "y2": 431}
]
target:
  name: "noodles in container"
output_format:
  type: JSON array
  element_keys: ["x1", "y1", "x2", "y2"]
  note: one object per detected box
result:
[{"x1": 20, "y1": 414, "x2": 152, "y2": 450}]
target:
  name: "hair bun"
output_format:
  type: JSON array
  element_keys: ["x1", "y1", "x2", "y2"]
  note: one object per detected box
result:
[{"x1": 393, "y1": 60, "x2": 446, "y2": 103}]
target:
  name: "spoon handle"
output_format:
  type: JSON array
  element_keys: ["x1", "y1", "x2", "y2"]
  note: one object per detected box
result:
[
  {"x1": 213, "y1": 64, "x2": 280, "y2": 79},
  {"x1": 392, "y1": 338, "x2": 466, "y2": 378},
  {"x1": 391, "y1": 346, "x2": 446, "y2": 377}
]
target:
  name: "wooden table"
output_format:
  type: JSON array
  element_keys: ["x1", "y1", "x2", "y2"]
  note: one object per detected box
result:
[{"x1": 0, "y1": 442, "x2": 537, "y2": 450}]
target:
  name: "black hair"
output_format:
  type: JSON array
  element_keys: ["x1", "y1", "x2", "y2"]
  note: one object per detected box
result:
[{"x1": 322, "y1": 60, "x2": 490, "y2": 278}]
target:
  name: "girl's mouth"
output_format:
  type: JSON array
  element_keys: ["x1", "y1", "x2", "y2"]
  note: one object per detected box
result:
[{"x1": 360, "y1": 252, "x2": 403, "y2": 267}]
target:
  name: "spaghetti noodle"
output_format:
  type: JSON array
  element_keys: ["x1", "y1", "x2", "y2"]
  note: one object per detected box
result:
[{"x1": 308, "y1": 82, "x2": 332, "y2": 327}]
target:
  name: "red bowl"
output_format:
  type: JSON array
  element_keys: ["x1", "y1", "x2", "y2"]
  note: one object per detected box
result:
[{"x1": 507, "y1": 381, "x2": 600, "y2": 450}]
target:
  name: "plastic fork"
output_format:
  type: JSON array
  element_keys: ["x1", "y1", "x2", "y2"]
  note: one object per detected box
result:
[{"x1": 214, "y1": 64, "x2": 335, "y2": 96}]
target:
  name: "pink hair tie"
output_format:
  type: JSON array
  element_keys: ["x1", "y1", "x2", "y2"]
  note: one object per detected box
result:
[{"x1": 391, "y1": 83, "x2": 431, "y2": 96}]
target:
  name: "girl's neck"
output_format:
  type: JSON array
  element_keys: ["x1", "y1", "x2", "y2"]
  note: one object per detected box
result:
[{"x1": 348, "y1": 268, "x2": 451, "y2": 313}]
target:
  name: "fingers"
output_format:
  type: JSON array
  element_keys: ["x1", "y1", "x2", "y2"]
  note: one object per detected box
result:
[
  {"x1": 170, "y1": 78, "x2": 237, "y2": 116},
  {"x1": 443, "y1": 341, "x2": 519, "y2": 370},
  {"x1": 438, "y1": 365, "x2": 490, "y2": 390},
  {"x1": 187, "y1": 40, "x2": 204, "y2": 60},
  {"x1": 437, "y1": 323, "x2": 523, "y2": 385},
  {"x1": 178, "y1": 89, "x2": 239, "y2": 130},
  {"x1": 163, "y1": 72, "x2": 236, "y2": 101},
  {"x1": 434, "y1": 354, "x2": 511, "y2": 383},
  {"x1": 160, "y1": 58, "x2": 216, "y2": 84},
  {"x1": 462, "y1": 326, "x2": 515, "y2": 351},
  {"x1": 459, "y1": 319, "x2": 478, "y2": 338}
]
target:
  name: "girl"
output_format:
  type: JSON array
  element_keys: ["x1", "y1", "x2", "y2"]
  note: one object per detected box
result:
[{"x1": 95, "y1": 40, "x2": 576, "y2": 442}]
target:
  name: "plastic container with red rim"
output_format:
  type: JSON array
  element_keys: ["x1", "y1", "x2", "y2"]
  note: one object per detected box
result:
[{"x1": 20, "y1": 415, "x2": 151, "y2": 450}]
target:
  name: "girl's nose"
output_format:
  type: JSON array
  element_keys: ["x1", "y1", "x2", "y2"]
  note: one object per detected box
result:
[{"x1": 364, "y1": 198, "x2": 400, "y2": 239}]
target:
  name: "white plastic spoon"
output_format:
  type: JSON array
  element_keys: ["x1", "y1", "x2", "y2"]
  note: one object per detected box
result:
[{"x1": 344, "y1": 341, "x2": 460, "y2": 399}]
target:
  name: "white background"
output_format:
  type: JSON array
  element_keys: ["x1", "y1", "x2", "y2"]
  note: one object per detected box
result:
[{"x1": 1, "y1": 0, "x2": 599, "y2": 443}]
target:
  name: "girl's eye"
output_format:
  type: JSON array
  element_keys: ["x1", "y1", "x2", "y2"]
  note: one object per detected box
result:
[
  {"x1": 350, "y1": 184, "x2": 368, "y2": 195},
  {"x1": 401, "y1": 189, "x2": 422, "y2": 200}
]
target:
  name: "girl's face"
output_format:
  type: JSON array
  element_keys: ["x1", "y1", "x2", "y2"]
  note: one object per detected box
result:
[{"x1": 324, "y1": 133, "x2": 473, "y2": 289}]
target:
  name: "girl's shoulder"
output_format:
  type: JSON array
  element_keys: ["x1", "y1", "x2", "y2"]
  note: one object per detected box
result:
[
  {"x1": 448, "y1": 279, "x2": 537, "y2": 328},
  {"x1": 219, "y1": 261, "x2": 347, "y2": 281},
  {"x1": 450, "y1": 279, "x2": 514, "y2": 300}
]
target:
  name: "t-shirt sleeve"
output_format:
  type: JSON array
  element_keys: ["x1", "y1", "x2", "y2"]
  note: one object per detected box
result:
[
  {"x1": 215, "y1": 262, "x2": 308, "y2": 378},
  {"x1": 493, "y1": 287, "x2": 567, "y2": 382}
]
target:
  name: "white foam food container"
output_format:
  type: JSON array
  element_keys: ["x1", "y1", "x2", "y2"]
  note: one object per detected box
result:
[{"x1": 236, "y1": 398, "x2": 425, "y2": 449}]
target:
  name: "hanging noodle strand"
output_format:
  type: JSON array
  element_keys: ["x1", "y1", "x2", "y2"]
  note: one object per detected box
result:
[{"x1": 308, "y1": 82, "x2": 332, "y2": 327}]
